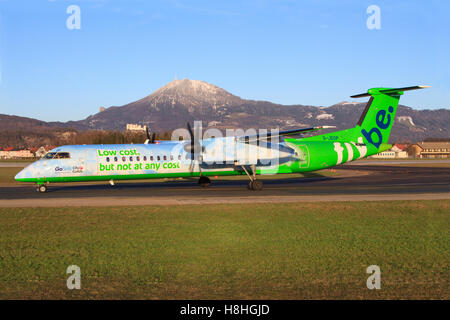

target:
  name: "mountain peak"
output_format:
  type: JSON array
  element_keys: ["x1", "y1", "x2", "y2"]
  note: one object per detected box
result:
[
  {"x1": 155, "y1": 79, "x2": 222, "y2": 95},
  {"x1": 147, "y1": 78, "x2": 243, "y2": 106}
]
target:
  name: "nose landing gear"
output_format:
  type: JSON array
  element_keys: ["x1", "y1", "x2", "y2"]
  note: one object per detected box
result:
[{"x1": 36, "y1": 184, "x2": 47, "y2": 193}]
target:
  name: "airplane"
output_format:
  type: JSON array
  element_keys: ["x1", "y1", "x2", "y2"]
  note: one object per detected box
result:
[{"x1": 15, "y1": 85, "x2": 429, "y2": 192}]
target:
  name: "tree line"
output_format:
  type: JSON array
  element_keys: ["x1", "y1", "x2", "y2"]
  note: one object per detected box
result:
[{"x1": 0, "y1": 129, "x2": 174, "y2": 149}]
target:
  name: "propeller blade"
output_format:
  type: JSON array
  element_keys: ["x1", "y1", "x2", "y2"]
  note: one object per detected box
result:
[
  {"x1": 186, "y1": 121, "x2": 205, "y2": 167},
  {"x1": 187, "y1": 122, "x2": 194, "y2": 140},
  {"x1": 187, "y1": 122, "x2": 195, "y2": 159}
]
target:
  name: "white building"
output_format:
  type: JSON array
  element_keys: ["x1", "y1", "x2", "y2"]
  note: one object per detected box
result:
[
  {"x1": 371, "y1": 145, "x2": 408, "y2": 159},
  {"x1": 0, "y1": 149, "x2": 35, "y2": 159}
]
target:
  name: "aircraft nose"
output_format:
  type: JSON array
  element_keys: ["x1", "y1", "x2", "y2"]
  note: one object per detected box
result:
[
  {"x1": 15, "y1": 168, "x2": 26, "y2": 181},
  {"x1": 14, "y1": 165, "x2": 33, "y2": 181}
]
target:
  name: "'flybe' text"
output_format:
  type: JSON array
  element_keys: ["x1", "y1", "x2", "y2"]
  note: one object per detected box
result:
[{"x1": 361, "y1": 106, "x2": 393, "y2": 148}]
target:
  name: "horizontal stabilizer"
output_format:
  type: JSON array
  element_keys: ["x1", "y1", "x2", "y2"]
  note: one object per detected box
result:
[{"x1": 351, "y1": 85, "x2": 431, "y2": 98}]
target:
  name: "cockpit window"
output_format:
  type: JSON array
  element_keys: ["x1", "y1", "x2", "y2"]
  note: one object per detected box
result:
[
  {"x1": 43, "y1": 152, "x2": 57, "y2": 159},
  {"x1": 55, "y1": 152, "x2": 71, "y2": 159}
]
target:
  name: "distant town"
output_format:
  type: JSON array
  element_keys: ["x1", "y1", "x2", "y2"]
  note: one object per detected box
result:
[{"x1": 371, "y1": 141, "x2": 450, "y2": 159}]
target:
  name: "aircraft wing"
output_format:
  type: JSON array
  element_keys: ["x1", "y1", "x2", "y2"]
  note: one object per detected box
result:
[{"x1": 236, "y1": 126, "x2": 336, "y2": 143}]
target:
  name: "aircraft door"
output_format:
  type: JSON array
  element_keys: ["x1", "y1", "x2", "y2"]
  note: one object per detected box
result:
[
  {"x1": 84, "y1": 149, "x2": 98, "y2": 177},
  {"x1": 71, "y1": 150, "x2": 86, "y2": 176}
]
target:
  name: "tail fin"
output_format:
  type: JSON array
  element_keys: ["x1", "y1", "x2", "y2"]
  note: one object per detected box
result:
[
  {"x1": 352, "y1": 86, "x2": 429, "y2": 151},
  {"x1": 302, "y1": 86, "x2": 430, "y2": 154}
]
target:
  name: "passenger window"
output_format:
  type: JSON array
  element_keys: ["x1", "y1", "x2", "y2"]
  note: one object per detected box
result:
[
  {"x1": 170, "y1": 155, "x2": 174, "y2": 161},
  {"x1": 150, "y1": 156, "x2": 154, "y2": 161},
  {"x1": 178, "y1": 155, "x2": 182, "y2": 160},
  {"x1": 130, "y1": 156, "x2": 133, "y2": 162},
  {"x1": 114, "y1": 157, "x2": 118, "y2": 162},
  {"x1": 157, "y1": 156, "x2": 160, "y2": 161},
  {"x1": 143, "y1": 156, "x2": 147, "y2": 161},
  {"x1": 122, "y1": 156, "x2": 126, "y2": 162},
  {"x1": 137, "y1": 156, "x2": 140, "y2": 161},
  {"x1": 163, "y1": 155, "x2": 167, "y2": 161},
  {"x1": 106, "y1": 157, "x2": 110, "y2": 163}
]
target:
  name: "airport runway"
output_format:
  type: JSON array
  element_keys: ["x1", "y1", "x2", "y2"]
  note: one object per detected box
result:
[{"x1": 0, "y1": 165, "x2": 449, "y2": 207}]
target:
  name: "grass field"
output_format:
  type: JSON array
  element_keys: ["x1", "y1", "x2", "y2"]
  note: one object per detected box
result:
[{"x1": 0, "y1": 200, "x2": 448, "y2": 299}]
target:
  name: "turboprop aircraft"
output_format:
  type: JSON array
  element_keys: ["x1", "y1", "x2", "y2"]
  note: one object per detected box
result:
[{"x1": 15, "y1": 85, "x2": 429, "y2": 192}]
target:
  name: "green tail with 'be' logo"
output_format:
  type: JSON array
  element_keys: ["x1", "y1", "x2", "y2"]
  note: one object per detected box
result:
[{"x1": 302, "y1": 86, "x2": 430, "y2": 156}]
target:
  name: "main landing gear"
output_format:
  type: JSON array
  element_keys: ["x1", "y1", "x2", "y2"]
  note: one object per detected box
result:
[
  {"x1": 247, "y1": 179, "x2": 263, "y2": 191},
  {"x1": 242, "y1": 164, "x2": 263, "y2": 191},
  {"x1": 36, "y1": 184, "x2": 47, "y2": 193},
  {"x1": 198, "y1": 176, "x2": 211, "y2": 187}
]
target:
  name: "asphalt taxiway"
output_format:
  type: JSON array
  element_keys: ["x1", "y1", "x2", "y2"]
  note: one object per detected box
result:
[{"x1": 0, "y1": 164, "x2": 449, "y2": 207}]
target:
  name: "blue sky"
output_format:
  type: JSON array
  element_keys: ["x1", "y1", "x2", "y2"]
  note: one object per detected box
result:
[{"x1": 0, "y1": 0, "x2": 449, "y2": 121}]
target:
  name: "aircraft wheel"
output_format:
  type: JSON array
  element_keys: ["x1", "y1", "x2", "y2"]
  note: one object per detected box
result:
[
  {"x1": 198, "y1": 176, "x2": 211, "y2": 187},
  {"x1": 247, "y1": 181, "x2": 253, "y2": 190},
  {"x1": 37, "y1": 185, "x2": 47, "y2": 193},
  {"x1": 251, "y1": 180, "x2": 263, "y2": 191}
]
